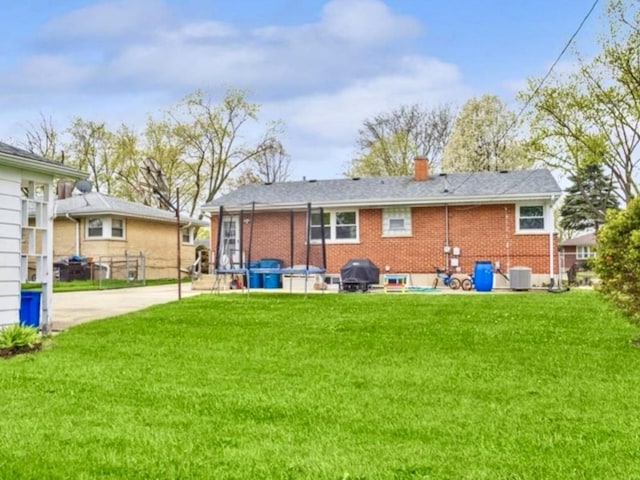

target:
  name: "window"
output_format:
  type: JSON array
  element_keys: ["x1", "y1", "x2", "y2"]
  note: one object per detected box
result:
[
  {"x1": 182, "y1": 227, "x2": 194, "y2": 244},
  {"x1": 517, "y1": 205, "x2": 546, "y2": 232},
  {"x1": 87, "y1": 218, "x2": 103, "y2": 237},
  {"x1": 576, "y1": 245, "x2": 596, "y2": 260},
  {"x1": 86, "y1": 217, "x2": 126, "y2": 239},
  {"x1": 310, "y1": 210, "x2": 358, "y2": 242},
  {"x1": 111, "y1": 219, "x2": 124, "y2": 238},
  {"x1": 383, "y1": 207, "x2": 412, "y2": 236}
]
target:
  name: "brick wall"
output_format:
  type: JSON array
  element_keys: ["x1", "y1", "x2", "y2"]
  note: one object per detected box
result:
[
  {"x1": 209, "y1": 204, "x2": 557, "y2": 275},
  {"x1": 54, "y1": 217, "x2": 198, "y2": 279}
]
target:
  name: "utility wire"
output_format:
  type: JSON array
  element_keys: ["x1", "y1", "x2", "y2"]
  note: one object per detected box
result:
[
  {"x1": 449, "y1": 0, "x2": 602, "y2": 201},
  {"x1": 510, "y1": 0, "x2": 601, "y2": 132}
]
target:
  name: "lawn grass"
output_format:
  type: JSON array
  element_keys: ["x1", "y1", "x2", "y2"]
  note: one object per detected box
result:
[
  {"x1": 22, "y1": 277, "x2": 185, "y2": 293},
  {"x1": 1, "y1": 291, "x2": 640, "y2": 478}
]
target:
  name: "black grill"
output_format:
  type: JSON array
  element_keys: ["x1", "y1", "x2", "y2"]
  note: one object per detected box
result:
[{"x1": 340, "y1": 258, "x2": 380, "y2": 292}]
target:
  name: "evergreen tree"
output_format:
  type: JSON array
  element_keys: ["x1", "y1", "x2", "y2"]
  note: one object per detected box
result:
[{"x1": 559, "y1": 163, "x2": 619, "y2": 232}]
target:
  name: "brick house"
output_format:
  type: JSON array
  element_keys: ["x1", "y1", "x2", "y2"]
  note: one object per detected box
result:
[
  {"x1": 201, "y1": 158, "x2": 562, "y2": 286},
  {"x1": 559, "y1": 232, "x2": 596, "y2": 273},
  {"x1": 0, "y1": 141, "x2": 86, "y2": 328},
  {"x1": 54, "y1": 192, "x2": 207, "y2": 280}
]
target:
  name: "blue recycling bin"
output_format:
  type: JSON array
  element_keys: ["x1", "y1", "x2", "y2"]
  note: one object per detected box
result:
[
  {"x1": 20, "y1": 290, "x2": 42, "y2": 328},
  {"x1": 248, "y1": 261, "x2": 262, "y2": 288},
  {"x1": 260, "y1": 258, "x2": 283, "y2": 289},
  {"x1": 474, "y1": 261, "x2": 494, "y2": 292}
]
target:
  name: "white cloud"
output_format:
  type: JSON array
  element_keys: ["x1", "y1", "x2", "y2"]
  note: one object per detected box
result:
[
  {"x1": 0, "y1": 0, "x2": 473, "y2": 180},
  {"x1": 0, "y1": 55, "x2": 93, "y2": 91},
  {"x1": 264, "y1": 55, "x2": 471, "y2": 178},
  {"x1": 320, "y1": 0, "x2": 421, "y2": 45},
  {"x1": 41, "y1": 0, "x2": 170, "y2": 40}
]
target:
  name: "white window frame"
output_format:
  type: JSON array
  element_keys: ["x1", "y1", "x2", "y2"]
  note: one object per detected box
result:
[
  {"x1": 86, "y1": 217, "x2": 126, "y2": 240},
  {"x1": 310, "y1": 210, "x2": 359, "y2": 243},
  {"x1": 182, "y1": 227, "x2": 195, "y2": 245},
  {"x1": 516, "y1": 204, "x2": 549, "y2": 234},
  {"x1": 382, "y1": 207, "x2": 412, "y2": 237},
  {"x1": 576, "y1": 245, "x2": 596, "y2": 260}
]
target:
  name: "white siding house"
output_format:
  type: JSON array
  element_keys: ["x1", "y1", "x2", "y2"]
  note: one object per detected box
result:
[{"x1": 0, "y1": 142, "x2": 86, "y2": 330}]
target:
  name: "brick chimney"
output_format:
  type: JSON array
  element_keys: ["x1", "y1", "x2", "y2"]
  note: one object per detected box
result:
[{"x1": 414, "y1": 157, "x2": 429, "y2": 181}]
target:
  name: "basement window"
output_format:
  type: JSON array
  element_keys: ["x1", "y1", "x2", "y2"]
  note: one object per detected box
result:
[{"x1": 383, "y1": 207, "x2": 412, "y2": 236}]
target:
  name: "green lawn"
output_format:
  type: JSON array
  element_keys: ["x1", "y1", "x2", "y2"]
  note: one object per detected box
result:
[
  {"x1": 1, "y1": 292, "x2": 640, "y2": 479},
  {"x1": 22, "y1": 277, "x2": 185, "y2": 293}
]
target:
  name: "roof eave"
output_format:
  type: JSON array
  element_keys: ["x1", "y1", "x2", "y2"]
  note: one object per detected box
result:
[
  {"x1": 0, "y1": 153, "x2": 88, "y2": 180},
  {"x1": 55, "y1": 209, "x2": 207, "y2": 227},
  {"x1": 203, "y1": 191, "x2": 562, "y2": 213}
]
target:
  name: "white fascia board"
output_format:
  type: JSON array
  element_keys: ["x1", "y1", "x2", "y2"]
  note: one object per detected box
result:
[
  {"x1": 0, "y1": 153, "x2": 88, "y2": 179},
  {"x1": 204, "y1": 193, "x2": 561, "y2": 213},
  {"x1": 55, "y1": 209, "x2": 207, "y2": 227}
]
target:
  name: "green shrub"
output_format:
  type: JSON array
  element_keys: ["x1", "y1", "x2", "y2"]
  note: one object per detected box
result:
[
  {"x1": 0, "y1": 324, "x2": 41, "y2": 349},
  {"x1": 594, "y1": 197, "x2": 640, "y2": 323}
]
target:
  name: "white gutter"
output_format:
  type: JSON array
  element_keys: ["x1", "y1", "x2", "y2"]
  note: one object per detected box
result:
[
  {"x1": 0, "y1": 152, "x2": 88, "y2": 179},
  {"x1": 206, "y1": 193, "x2": 562, "y2": 214}
]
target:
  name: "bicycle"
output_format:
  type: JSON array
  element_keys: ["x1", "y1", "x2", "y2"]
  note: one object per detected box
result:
[
  {"x1": 432, "y1": 267, "x2": 462, "y2": 290},
  {"x1": 461, "y1": 272, "x2": 474, "y2": 291}
]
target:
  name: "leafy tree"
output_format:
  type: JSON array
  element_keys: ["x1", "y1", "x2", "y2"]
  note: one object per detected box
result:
[
  {"x1": 559, "y1": 162, "x2": 619, "y2": 232},
  {"x1": 66, "y1": 118, "x2": 117, "y2": 194},
  {"x1": 523, "y1": 0, "x2": 640, "y2": 205},
  {"x1": 172, "y1": 89, "x2": 284, "y2": 216},
  {"x1": 346, "y1": 104, "x2": 454, "y2": 176},
  {"x1": 441, "y1": 95, "x2": 530, "y2": 172},
  {"x1": 594, "y1": 196, "x2": 640, "y2": 323}
]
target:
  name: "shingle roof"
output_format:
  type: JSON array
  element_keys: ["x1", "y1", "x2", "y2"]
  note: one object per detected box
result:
[
  {"x1": 203, "y1": 169, "x2": 561, "y2": 211},
  {"x1": 0, "y1": 140, "x2": 87, "y2": 179},
  {"x1": 55, "y1": 192, "x2": 207, "y2": 227},
  {"x1": 559, "y1": 232, "x2": 596, "y2": 247}
]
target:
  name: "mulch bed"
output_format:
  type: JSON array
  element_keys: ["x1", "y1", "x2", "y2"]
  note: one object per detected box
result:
[{"x1": 0, "y1": 343, "x2": 43, "y2": 359}]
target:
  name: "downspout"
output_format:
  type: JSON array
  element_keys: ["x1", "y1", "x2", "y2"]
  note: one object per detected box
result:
[
  {"x1": 65, "y1": 214, "x2": 80, "y2": 256},
  {"x1": 548, "y1": 197, "x2": 557, "y2": 284},
  {"x1": 444, "y1": 205, "x2": 450, "y2": 269}
]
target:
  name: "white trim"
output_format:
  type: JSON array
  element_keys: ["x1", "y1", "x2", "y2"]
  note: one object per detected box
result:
[
  {"x1": 310, "y1": 209, "x2": 359, "y2": 243},
  {"x1": 515, "y1": 203, "x2": 551, "y2": 234},
  {"x1": 181, "y1": 227, "x2": 195, "y2": 245},
  {"x1": 203, "y1": 193, "x2": 560, "y2": 213},
  {"x1": 85, "y1": 216, "x2": 127, "y2": 240}
]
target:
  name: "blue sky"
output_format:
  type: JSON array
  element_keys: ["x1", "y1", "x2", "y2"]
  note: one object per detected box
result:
[{"x1": 0, "y1": 0, "x2": 604, "y2": 180}]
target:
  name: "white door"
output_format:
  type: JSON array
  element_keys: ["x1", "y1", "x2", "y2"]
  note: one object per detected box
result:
[{"x1": 220, "y1": 216, "x2": 240, "y2": 268}]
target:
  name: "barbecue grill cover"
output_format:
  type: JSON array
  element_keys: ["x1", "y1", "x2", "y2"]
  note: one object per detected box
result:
[{"x1": 340, "y1": 258, "x2": 380, "y2": 284}]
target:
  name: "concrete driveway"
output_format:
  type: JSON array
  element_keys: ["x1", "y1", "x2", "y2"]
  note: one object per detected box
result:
[{"x1": 51, "y1": 284, "x2": 203, "y2": 331}]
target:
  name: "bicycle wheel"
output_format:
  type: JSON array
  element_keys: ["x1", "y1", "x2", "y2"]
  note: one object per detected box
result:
[
  {"x1": 449, "y1": 278, "x2": 461, "y2": 290},
  {"x1": 461, "y1": 278, "x2": 472, "y2": 291}
]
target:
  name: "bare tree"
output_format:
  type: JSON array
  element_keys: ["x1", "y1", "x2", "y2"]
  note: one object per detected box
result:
[
  {"x1": 346, "y1": 104, "x2": 455, "y2": 177},
  {"x1": 22, "y1": 113, "x2": 63, "y2": 162}
]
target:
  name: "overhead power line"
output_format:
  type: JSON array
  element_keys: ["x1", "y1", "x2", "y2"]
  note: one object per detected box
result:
[{"x1": 509, "y1": 0, "x2": 601, "y2": 133}]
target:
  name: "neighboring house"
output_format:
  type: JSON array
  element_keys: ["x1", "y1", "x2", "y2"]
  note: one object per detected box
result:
[
  {"x1": 559, "y1": 232, "x2": 597, "y2": 273},
  {"x1": 201, "y1": 157, "x2": 562, "y2": 286},
  {"x1": 54, "y1": 192, "x2": 208, "y2": 280},
  {"x1": 0, "y1": 141, "x2": 86, "y2": 329}
]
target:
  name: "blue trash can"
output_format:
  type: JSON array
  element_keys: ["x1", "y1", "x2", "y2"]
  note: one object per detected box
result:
[
  {"x1": 474, "y1": 261, "x2": 494, "y2": 292},
  {"x1": 248, "y1": 261, "x2": 262, "y2": 288},
  {"x1": 260, "y1": 258, "x2": 283, "y2": 289},
  {"x1": 20, "y1": 290, "x2": 42, "y2": 328}
]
